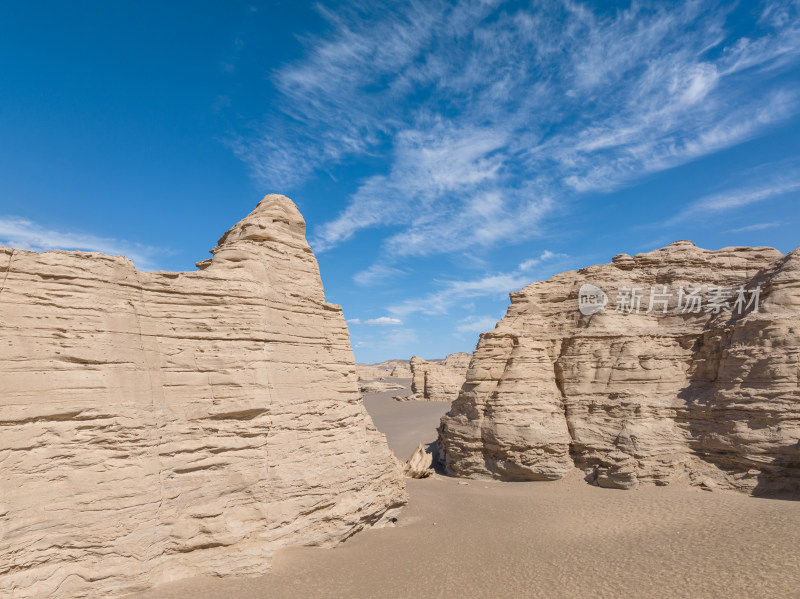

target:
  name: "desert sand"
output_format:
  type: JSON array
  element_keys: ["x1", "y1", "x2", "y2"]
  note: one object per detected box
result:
[
  {"x1": 129, "y1": 381, "x2": 800, "y2": 599},
  {"x1": 361, "y1": 379, "x2": 451, "y2": 459}
]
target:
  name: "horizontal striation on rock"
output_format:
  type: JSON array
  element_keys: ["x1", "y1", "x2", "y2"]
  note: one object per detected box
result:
[
  {"x1": 439, "y1": 241, "x2": 799, "y2": 494},
  {"x1": 0, "y1": 194, "x2": 406, "y2": 599}
]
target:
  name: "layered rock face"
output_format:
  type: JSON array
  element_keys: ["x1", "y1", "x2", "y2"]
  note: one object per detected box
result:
[
  {"x1": 439, "y1": 242, "x2": 800, "y2": 494},
  {"x1": 0, "y1": 195, "x2": 405, "y2": 599},
  {"x1": 400, "y1": 353, "x2": 471, "y2": 402}
]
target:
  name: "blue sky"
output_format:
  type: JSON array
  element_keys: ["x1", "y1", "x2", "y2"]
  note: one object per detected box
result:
[{"x1": 1, "y1": 1, "x2": 799, "y2": 363}]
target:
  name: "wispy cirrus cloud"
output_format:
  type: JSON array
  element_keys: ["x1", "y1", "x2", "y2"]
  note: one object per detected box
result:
[
  {"x1": 232, "y1": 0, "x2": 800, "y2": 262},
  {"x1": 519, "y1": 249, "x2": 568, "y2": 271},
  {"x1": 667, "y1": 169, "x2": 800, "y2": 224},
  {"x1": 456, "y1": 314, "x2": 501, "y2": 334},
  {"x1": 388, "y1": 246, "x2": 570, "y2": 316},
  {"x1": 348, "y1": 316, "x2": 404, "y2": 326},
  {"x1": 352, "y1": 327, "x2": 418, "y2": 352},
  {"x1": 315, "y1": 124, "x2": 513, "y2": 254},
  {"x1": 0, "y1": 216, "x2": 167, "y2": 270},
  {"x1": 726, "y1": 221, "x2": 782, "y2": 233},
  {"x1": 353, "y1": 263, "x2": 408, "y2": 287},
  {"x1": 389, "y1": 271, "x2": 529, "y2": 317}
]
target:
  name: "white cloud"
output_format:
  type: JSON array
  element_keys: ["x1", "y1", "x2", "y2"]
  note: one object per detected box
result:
[
  {"x1": 387, "y1": 243, "x2": 576, "y2": 317},
  {"x1": 232, "y1": 0, "x2": 800, "y2": 260},
  {"x1": 519, "y1": 249, "x2": 568, "y2": 271},
  {"x1": 352, "y1": 327, "x2": 418, "y2": 351},
  {"x1": 389, "y1": 271, "x2": 530, "y2": 317},
  {"x1": 668, "y1": 172, "x2": 800, "y2": 224},
  {"x1": 517, "y1": 258, "x2": 540, "y2": 272},
  {"x1": 312, "y1": 124, "x2": 515, "y2": 254},
  {"x1": 353, "y1": 263, "x2": 407, "y2": 286},
  {"x1": 456, "y1": 315, "x2": 500, "y2": 334},
  {"x1": 727, "y1": 221, "x2": 782, "y2": 233},
  {"x1": 0, "y1": 216, "x2": 166, "y2": 270},
  {"x1": 348, "y1": 316, "x2": 404, "y2": 326}
]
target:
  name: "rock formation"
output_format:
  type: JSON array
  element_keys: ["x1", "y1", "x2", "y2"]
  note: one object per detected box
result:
[
  {"x1": 0, "y1": 195, "x2": 406, "y2": 599},
  {"x1": 358, "y1": 380, "x2": 406, "y2": 393},
  {"x1": 355, "y1": 360, "x2": 411, "y2": 392},
  {"x1": 402, "y1": 444, "x2": 436, "y2": 479},
  {"x1": 439, "y1": 241, "x2": 800, "y2": 495},
  {"x1": 375, "y1": 359, "x2": 411, "y2": 373},
  {"x1": 355, "y1": 359, "x2": 413, "y2": 392},
  {"x1": 397, "y1": 353, "x2": 471, "y2": 402},
  {"x1": 390, "y1": 363, "x2": 413, "y2": 378},
  {"x1": 355, "y1": 359, "x2": 410, "y2": 380},
  {"x1": 441, "y1": 352, "x2": 471, "y2": 371},
  {"x1": 355, "y1": 364, "x2": 388, "y2": 381}
]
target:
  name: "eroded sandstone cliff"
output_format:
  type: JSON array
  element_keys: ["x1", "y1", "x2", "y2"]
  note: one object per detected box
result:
[
  {"x1": 438, "y1": 241, "x2": 800, "y2": 494},
  {"x1": 0, "y1": 195, "x2": 406, "y2": 598}
]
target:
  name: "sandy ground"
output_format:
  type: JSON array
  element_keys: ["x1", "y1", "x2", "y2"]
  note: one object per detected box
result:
[
  {"x1": 130, "y1": 382, "x2": 800, "y2": 599},
  {"x1": 360, "y1": 378, "x2": 451, "y2": 460}
]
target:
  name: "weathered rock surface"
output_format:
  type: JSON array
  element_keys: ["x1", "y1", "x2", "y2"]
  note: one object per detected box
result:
[
  {"x1": 393, "y1": 353, "x2": 471, "y2": 402},
  {"x1": 0, "y1": 194, "x2": 406, "y2": 599},
  {"x1": 439, "y1": 241, "x2": 800, "y2": 495}
]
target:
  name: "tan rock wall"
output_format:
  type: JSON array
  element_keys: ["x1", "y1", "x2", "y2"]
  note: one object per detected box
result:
[
  {"x1": 439, "y1": 242, "x2": 800, "y2": 494},
  {"x1": 0, "y1": 195, "x2": 405, "y2": 598}
]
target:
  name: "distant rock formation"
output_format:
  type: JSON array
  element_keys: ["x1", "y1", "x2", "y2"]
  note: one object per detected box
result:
[
  {"x1": 356, "y1": 364, "x2": 389, "y2": 381},
  {"x1": 359, "y1": 380, "x2": 406, "y2": 393},
  {"x1": 355, "y1": 360, "x2": 412, "y2": 392},
  {"x1": 376, "y1": 359, "x2": 411, "y2": 373},
  {"x1": 397, "y1": 353, "x2": 471, "y2": 402},
  {"x1": 355, "y1": 359, "x2": 411, "y2": 381},
  {"x1": 0, "y1": 195, "x2": 406, "y2": 599},
  {"x1": 438, "y1": 241, "x2": 800, "y2": 495},
  {"x1": 390, "y1": 363, "x2": 413, "y2": 378}
]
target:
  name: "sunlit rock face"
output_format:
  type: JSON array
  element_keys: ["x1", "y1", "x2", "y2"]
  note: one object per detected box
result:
[
  {"x1": 0, "y1": 194, "x2": 406, "y2": 599},
  {"x1": 439, "y1": 241, "x2": 800, "y2": 495}
]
